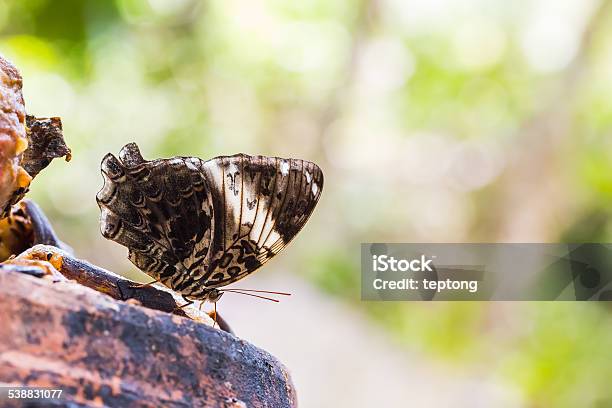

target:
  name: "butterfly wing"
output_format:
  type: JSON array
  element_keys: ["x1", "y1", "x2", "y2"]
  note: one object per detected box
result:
[
  {"x1": 96, "y1": 143, "x2": 214, "y2": 290},
  {"x1": 195, "y1": 154, "x2": 323, "y2": 290},
  {"x1": 97, "y1": 144, "x2": 324, "y2": 298}
]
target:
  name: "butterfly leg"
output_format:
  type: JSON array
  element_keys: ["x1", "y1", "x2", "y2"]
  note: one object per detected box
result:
[
  {"x1": 198, "y1": 301, "x2": 218, "y2": 328},
  {"x1": 129, "y1": 278, "x2": 160, "y2": 289},
  {"x1": 213, "y1": 302, "x2": 218, "y2": 328},
  {"x1": 174, "y1": 295, "x2": 194, "y2": 312}
]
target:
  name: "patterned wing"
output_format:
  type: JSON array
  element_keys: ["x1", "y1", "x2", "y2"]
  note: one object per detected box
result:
[
  {"x1": 96, "y1": 143, "x2": 214, "y2": 290},
  {"x1": 194, "y1": 153, "x2": 323, "y2": 290},
  {"x1": 97, "y1": 143, "x2": 324, "y2": 298}
]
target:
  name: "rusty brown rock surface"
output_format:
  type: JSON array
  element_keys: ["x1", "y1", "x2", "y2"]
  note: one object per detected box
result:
[
  {"x1": 6, "y1": 244, "x2": 235, "y2": 332},
  {"x1": 0, "y1": 55, "x2": 30, "y2": 218},
  {"x1": 0, "y1": 200, "x2": 73, "y2": 261},
  {"x1": 0, "y1": 201, "x2": 33, "y2": 260},
  {"x1": 23, "y1": 115, "x2": 71, "y2": 179},
  {"x1": 0, "y1": 55, "x2": 71, "y2": 220},
  {"x1": 0, "y1": 270, "x2": 297, "y2": 408}
]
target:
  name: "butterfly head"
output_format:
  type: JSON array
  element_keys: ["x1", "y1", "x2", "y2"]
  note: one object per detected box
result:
[{"x1": 203, "y1": 288, "x2": 224, "y2": 303}]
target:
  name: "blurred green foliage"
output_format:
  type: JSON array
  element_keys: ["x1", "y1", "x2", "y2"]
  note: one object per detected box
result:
[{"x1": 2, "y1": 0, "x2": 612, "y2": 406}]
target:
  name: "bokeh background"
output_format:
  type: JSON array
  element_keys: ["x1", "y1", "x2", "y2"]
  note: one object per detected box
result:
[{"x1": 2, "y1": 0, "x2": 612, "y2": 406}]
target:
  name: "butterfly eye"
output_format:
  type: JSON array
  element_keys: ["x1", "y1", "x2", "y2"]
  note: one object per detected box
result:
[{"x1": 207, "y1": 289, "x2": 223, "y2": 302}]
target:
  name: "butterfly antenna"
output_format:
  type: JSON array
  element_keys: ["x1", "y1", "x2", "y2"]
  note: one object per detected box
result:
[
  {"x1": 220, "y1": 290, "x2": 281, "y2": 302},
  {"x1": 223, "y1": 288, "x2": 291, "y2": 296}
]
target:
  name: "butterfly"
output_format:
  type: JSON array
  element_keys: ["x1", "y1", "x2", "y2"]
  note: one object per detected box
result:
[{"x1": 96, "y1": 143, "x2": 323, "y2": 304}]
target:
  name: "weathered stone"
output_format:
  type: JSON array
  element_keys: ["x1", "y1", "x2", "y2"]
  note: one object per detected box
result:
[{"x1": 0, "y1": 270, "x2": 297, "y2": 407}]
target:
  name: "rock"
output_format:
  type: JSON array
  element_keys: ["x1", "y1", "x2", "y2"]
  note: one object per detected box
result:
[
  {"x1": 0, "y1": 269, "x2": 297, "y2": 407},
  {"x1": 0, "y1": 55, "x2": 30, "y2": 218},
  {"x1": 0, "y1": 55, "x2": 71, "y2": 219}
]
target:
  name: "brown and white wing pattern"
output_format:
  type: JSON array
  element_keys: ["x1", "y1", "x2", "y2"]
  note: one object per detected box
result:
[
  {"x1": 97, "y1": 143, "x2": 323, "y2": 299},
  {"x1": 195, "y1": 154, "x2": 323, "y2": 291},
  {"x1": 96, "y1": 143, "x2": 214, "y2": 291}
]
